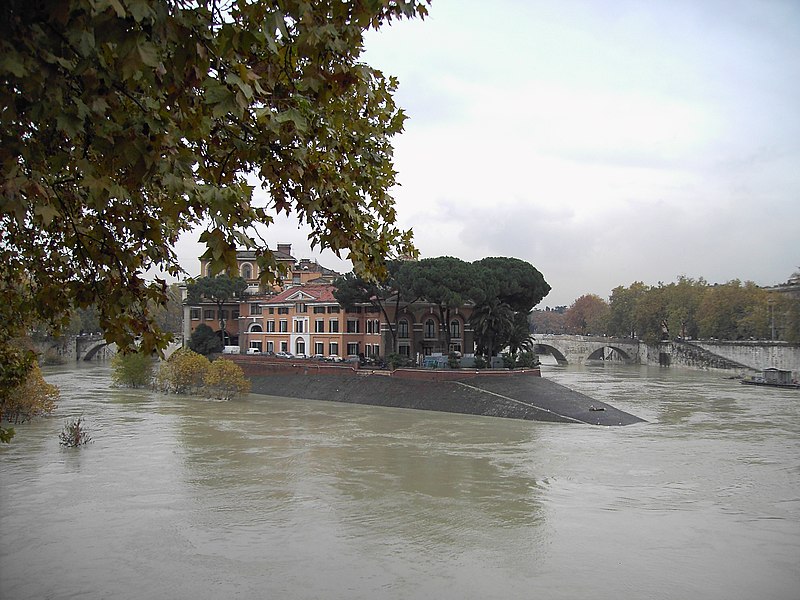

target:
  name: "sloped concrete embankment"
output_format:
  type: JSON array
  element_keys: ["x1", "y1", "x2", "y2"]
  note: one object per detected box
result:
[{"x1": 236, "y1": 360, "x2": 644, "y2": 426}]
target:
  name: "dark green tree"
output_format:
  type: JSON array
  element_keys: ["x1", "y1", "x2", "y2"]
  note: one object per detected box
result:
[
  {"x1": 187, "y1": 275, "x2": 247, "y2": 346},
  {"x1": 403, "y1": 257, "x2": 477, "y2": 349},
  {"x1": 470, "y1": 298, "x2": 514, "y2": 358},
  {"x1": 189, "y1": 323, "x2": 224, "y2": 356},
  {"x1": 471, "y1": 257, "x2": 550, "y2": 312},
  {"x1": 507, "y1": 312, "x2": 535, "y2": 355}
]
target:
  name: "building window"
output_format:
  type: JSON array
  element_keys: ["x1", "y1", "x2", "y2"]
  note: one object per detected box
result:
[
  {"x1": 329, "y1": 319, "x2": 339, "y2": 333},
  {"x1": 398, "y1": 319, "x2": 409, "y2": 339},
  {"x1": 314, "y1": 342, "x2": 324, "y2": 355},
  {"x1": 296, "y1": 339, "x2": 305, "y2": 355},
  {"x1": 373, "y1": 344, "x2": 380, "y2": 357},
  {"x1": 241, "y1": 263, "x2": 253, "y2": 279},
  {"x1": 315, "y1": 319, "x2": 325, "y2": 333},
  {"x1": 346, "y1": 319, "x2": 359, "y2": 333},
  {"x1": 190, "y1": 308, "x2": 201, "y2": 320},
  {"x1": 450, "y1": 343, "x2": 462, "y2": 354},
  {"x1": 399, "y1": 345, "x2": 410, "y2": 357},
  {"x1": 277, "y1": 307, "x2": 289, "y2": 315},
  {"x1": 251, "y1": 303, "x2": 262, "y2": 315},
  {"x1": 425, "y1": 319, "x2": 436, "y2": 338},
  {"x1": 450, "y1": 320, "x2": 461, "y2": 338},
  {"x1": 313, "y1": 306, "x2": 326, "y2": 314},
  {"x1": 329, "y1": 342, "x2": 339, "y2": 356},
  {"x1": 294, "y1": 320, "x2": 304, "y2": 333},
  {"x1": 219, "y1": 310, "x2": 228, "y2": 320},
  {"x1": 266, "y1": 320, "x2": 275, "y2": 332},
  {"x1": 280, "y1": 341, "x2": 288, "y2": 353},
  {"x1": 204, "y1": 309, "x2": 214, "y2": 320},
  {"x1": 267, "y1": 341, "x2": 274, "y2": 353},
  {"x1": 296, "y1": 303, "x2": 307, "y2": 313},
  {"x1": 232, "y1": 309, "x2": 239, "y2": 320},
  {"x1": 268, "y1": 307, "x2": 275, "y2": 314},
  {"x1": 366, "y1": 319, "x2": 381, "y2": 334},
  {"x1": 347, "y1": 342, "x2": 359, "y2": 356},
  {"x1": 328, "y1": 306, "x2": 340, "y2": 314},
  {"x1": 249, "y1": 324, "x2": 262, "y2": 333},
  {"x1": 279, "y1": 320, "x2": 288, "y2": 333}
]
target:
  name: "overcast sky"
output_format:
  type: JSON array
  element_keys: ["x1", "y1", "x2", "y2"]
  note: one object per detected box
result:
[{"x1": 178, "y1": 0, "x2": 800, "y2": 308}]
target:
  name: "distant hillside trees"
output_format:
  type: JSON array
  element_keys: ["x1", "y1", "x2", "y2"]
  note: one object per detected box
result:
[{"x1": 561, "y1": 277, "x2": 799, "y2": 344}]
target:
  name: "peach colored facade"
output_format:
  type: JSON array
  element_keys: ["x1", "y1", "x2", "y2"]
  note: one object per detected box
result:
[{"x1": 183, "y1": 245, "x2": 475, "y2": 361}]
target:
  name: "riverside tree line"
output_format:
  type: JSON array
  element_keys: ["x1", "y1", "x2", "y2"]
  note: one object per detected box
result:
[{"x1": 531, "y1": 274, "x2": 800, "y2": 344}]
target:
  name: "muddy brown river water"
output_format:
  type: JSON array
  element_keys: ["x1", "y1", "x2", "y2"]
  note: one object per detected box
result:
[{"x1": 1, "y1": 362, "x2": 798, "y2": 599}]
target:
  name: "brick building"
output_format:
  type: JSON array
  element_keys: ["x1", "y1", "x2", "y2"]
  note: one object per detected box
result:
[{"x1": 183, "y1": 245, "x2": 476, "y2": 362}]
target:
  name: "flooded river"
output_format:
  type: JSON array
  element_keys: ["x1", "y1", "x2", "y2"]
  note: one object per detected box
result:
[{"x1": 1, "y1": 362, "x2": 798, "y2": 599}]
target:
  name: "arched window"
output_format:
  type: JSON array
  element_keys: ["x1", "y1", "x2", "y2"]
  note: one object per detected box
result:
[
  {"x1": 398, "y1": 319, "x2": 409, "y2": 339},
  {"x1": 241, "y1": 263, "x2": 253, "y2": 279},
  {"x1": 248, "y1": 324, "x2": 262, "y2": 333},
  {"x1": 450, "y1": 320, "x2": 461, "y2": 338},
  {"x1": 425, "y1": 319, "x2": 436, "y2": 338}
]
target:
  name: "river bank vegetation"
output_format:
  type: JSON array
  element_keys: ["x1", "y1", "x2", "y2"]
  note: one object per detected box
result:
[{"x1": 532, "y1": 275, "x2": 800, "y2": 344}]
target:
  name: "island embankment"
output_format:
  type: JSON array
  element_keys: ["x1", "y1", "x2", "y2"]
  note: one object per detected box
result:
[{"x1": 230, "y1": 357, "x2": 645, "y2": 426}]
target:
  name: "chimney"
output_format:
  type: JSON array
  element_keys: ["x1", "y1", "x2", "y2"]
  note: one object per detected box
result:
[{"x1": 276, "y1": 243, "x2": 292, "y2": 257}]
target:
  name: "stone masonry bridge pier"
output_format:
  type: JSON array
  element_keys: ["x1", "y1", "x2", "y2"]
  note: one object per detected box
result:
[{"x1": 534, "y1": 334, "x2": 641, "y2": 365}]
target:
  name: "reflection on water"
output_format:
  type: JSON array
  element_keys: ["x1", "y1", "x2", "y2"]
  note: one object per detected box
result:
[{"x1": 1, "y1": 362, "x2": 799, "y2": 600}]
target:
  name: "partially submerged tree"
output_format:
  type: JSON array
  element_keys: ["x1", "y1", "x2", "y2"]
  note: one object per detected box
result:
[
  {"x1": 204, "y1": 359, "x2": 250, "y2": 400},
  {"x1": 157, "y1": 348, "x2": 210, "y2": 395},
  {"x1": 2, "y1": 362, "x2": 59, "y2": 428},
  {"x1": 1, "y1": 0, "x2": 427, "y2": 413},
  {"x1": 111, "y1": 349, "x2": 155, "y2": 388}
]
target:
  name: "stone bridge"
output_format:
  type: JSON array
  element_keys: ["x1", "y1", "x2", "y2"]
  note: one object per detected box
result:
[
  {"x1": 37, "y1": 334, "x2": 183, "y2": 362},
  {"x1": 534, "y1": 334, "x2": 641, "y2": 365}
]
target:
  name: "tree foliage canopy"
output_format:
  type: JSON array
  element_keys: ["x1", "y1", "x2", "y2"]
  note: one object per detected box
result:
[
  {"x1": 333, "y1": 255, "x2": 550, "y2": 357},
  {"x1": 189, "y1": 323, "x2": 224, "y2": 355},
  {"x1": 594, "y1": 277, "x2": 800, "y2": 344},
  {"x1": 1, "y1": 0, "x2": 427, "y2": 394}
]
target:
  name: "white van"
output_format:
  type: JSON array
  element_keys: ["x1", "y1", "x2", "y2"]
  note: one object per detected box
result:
[
  {"x1": 246, "y1": 347, "x2": 261, "y2": 355},
  {"x1": 222, "y1": 346, "x2": 240, "y2": 354}
]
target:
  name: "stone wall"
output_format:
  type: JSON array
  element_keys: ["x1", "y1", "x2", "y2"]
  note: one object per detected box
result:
[{"x1": 639, "y1": 340, "x2": 800, "y2": 378}]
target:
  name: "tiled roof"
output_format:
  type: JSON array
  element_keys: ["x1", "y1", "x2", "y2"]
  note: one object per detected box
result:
[{"x1": 264, "y1": 284, "x2": 338, "y2": 304}]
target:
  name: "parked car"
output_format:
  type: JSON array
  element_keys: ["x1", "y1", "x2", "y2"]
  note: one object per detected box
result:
[
  {"x1": 310, "y1": 354, "x2": 325, "y2": 361},
  {"x1": 325, "y1": 354, "x2": 343, "y2": 362},
  {"x1": 222, "y1": 346, "x2": 240, "y2": 354},
  {"x1": 246, "y1": 347, "x2": 261, "y2": 355},
  {"x1": 294, "y1": 353, "x2": 308, "y2": 359},
  {"x1": 275, "y1": 351, "x2": 293, "y2": 359}
]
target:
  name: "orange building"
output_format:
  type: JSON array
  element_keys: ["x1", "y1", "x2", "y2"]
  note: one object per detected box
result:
[
  {"x1": 183, "y1": 244, "x2": 476, "y2": 362},
  {"x1": 239, "y1": 284, "x2": 383, "y2": 359}
]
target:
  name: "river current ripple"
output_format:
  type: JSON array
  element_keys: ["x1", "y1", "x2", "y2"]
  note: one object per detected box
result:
[{"x1": 1, "y1": 362, "x2": 798, "y2": 599}]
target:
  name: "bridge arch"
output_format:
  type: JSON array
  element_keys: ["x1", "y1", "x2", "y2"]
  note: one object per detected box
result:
[
  {"x1": 586, "y1": 345, "x2": 633, "y2": 362},
  {"x1": 82, "y1": 342, "x2": 108, "y2": 361},
  {"x1": 534, "y1": 343, "x2": 568, "y2": 365}
]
